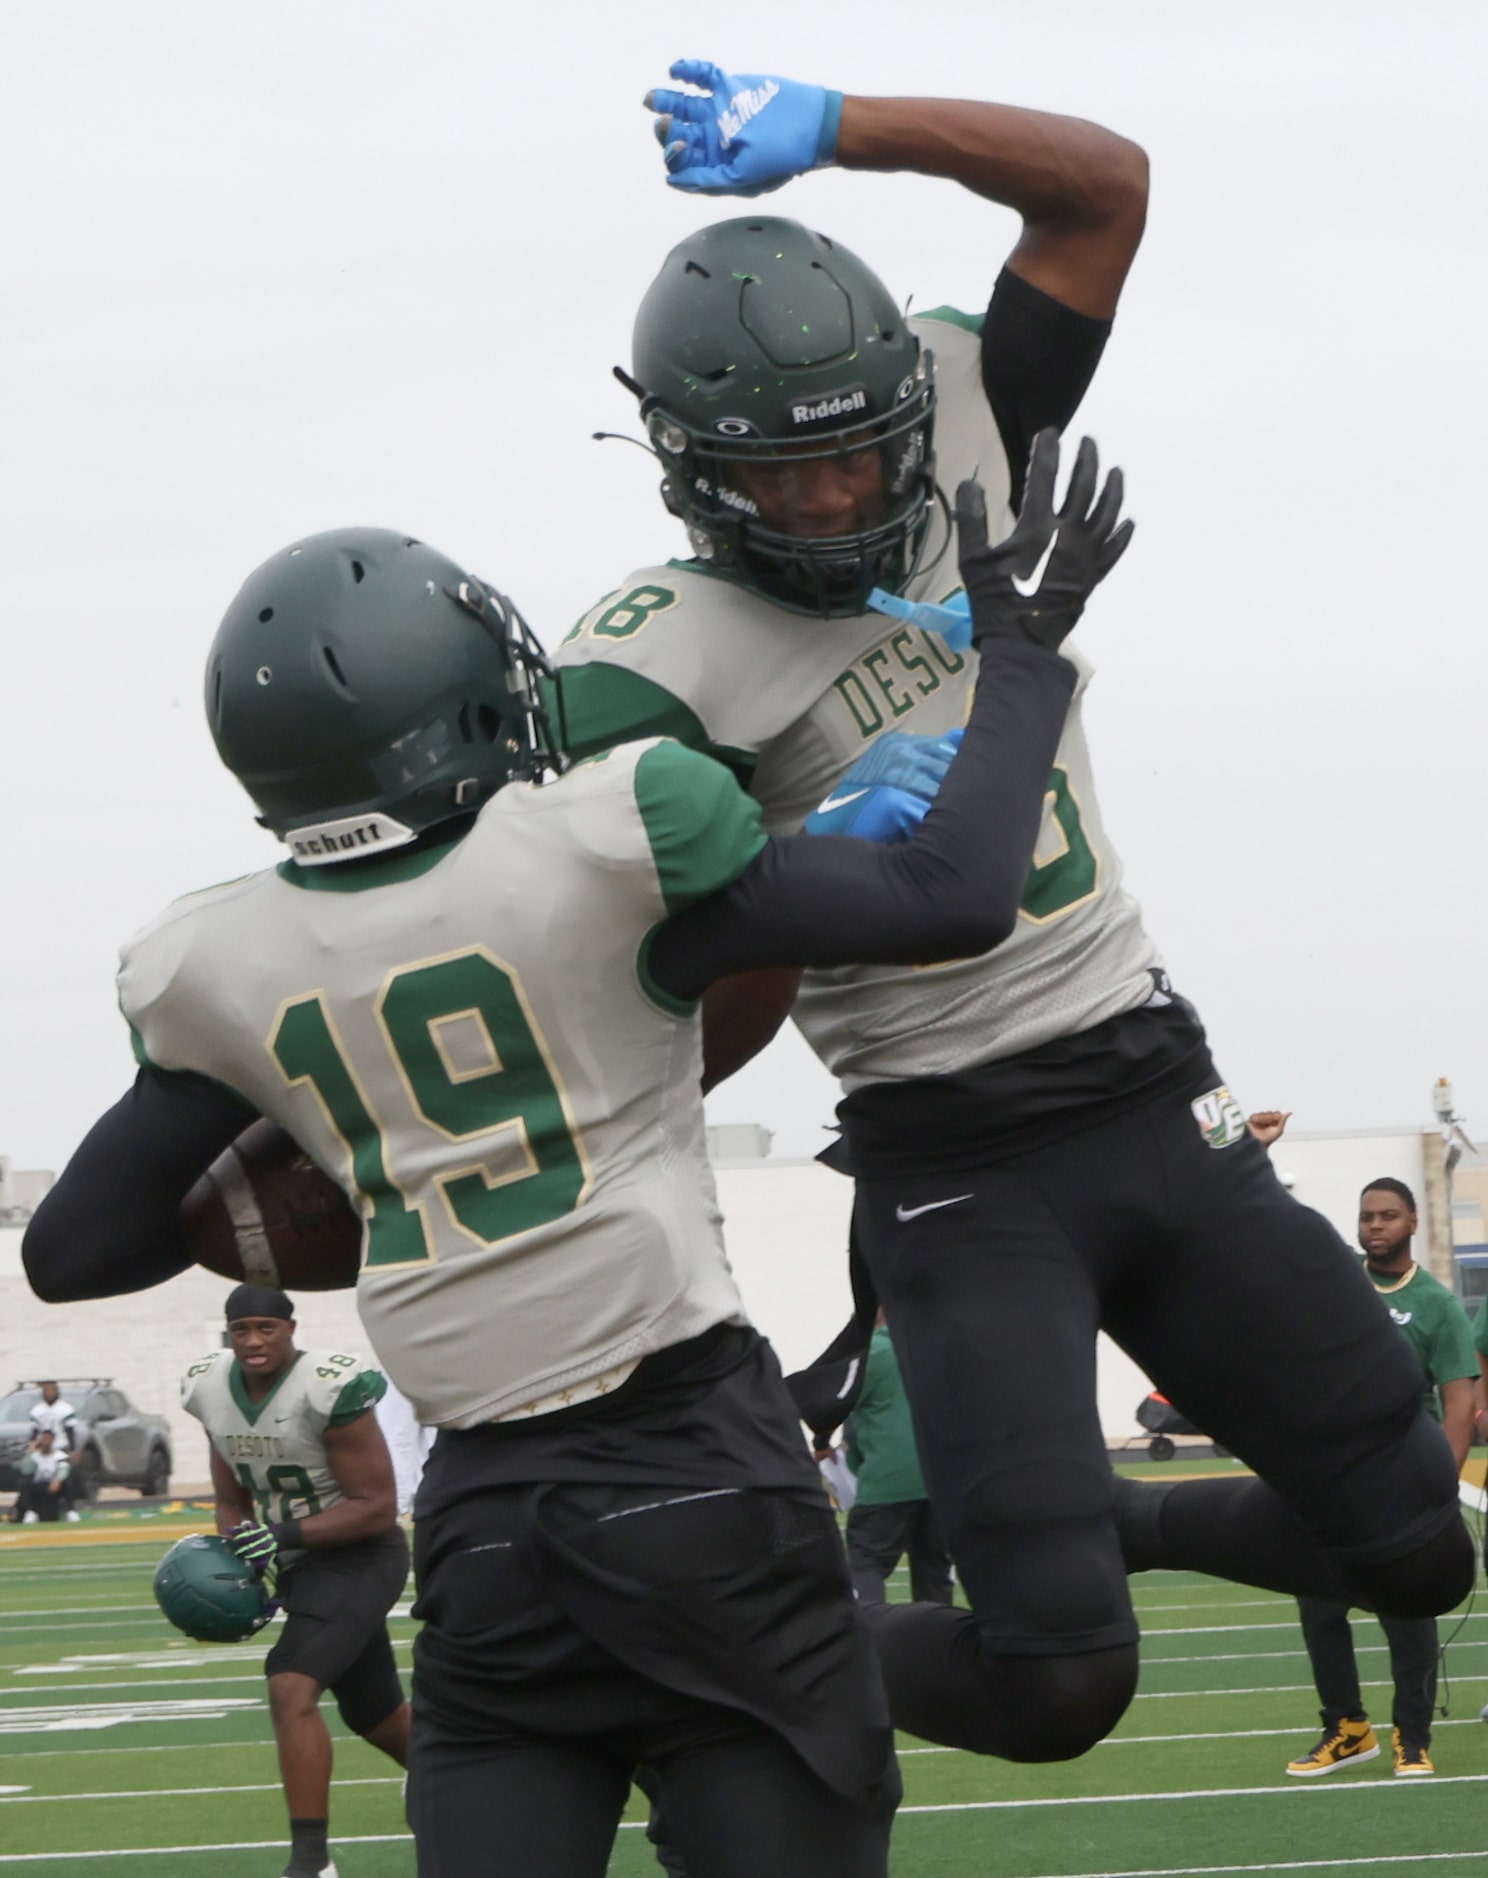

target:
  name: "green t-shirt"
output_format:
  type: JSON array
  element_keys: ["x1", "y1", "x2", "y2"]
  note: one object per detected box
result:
[
  {"x1": 845, "y1": 1325, "x2": 928, "y2": 1506},
  {"x1": 1368, "y1": 1264, "x2": 1477, "y2": 1420}
]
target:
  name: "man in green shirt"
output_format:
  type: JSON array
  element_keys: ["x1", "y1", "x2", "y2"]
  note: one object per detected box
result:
[
  {"x1": 1286, "y1": 1179, "x2": 1476, "y2": 1781},
  {"x1": 845, "y1": 1317, "x2": 952, "y2": 1607}
]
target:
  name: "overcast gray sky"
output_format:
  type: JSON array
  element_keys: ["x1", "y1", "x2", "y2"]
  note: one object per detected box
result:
[{"x1": 2, "y1": 0, "x2": 1484, "y2": 1173}]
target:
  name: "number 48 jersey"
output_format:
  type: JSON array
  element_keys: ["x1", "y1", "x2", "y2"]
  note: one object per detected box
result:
[
  {"x1": 181, "y1": 1347, "x2": 384, "y2": 1523},
  {"x1": 555, "y1": 311, "x2": 1163, "y2": 1088},
  {"x1": 122, "y1": 742, "x2": 762, "y2": 1430}
]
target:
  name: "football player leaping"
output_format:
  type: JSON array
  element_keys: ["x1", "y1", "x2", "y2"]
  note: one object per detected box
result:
[
  {"x1": 25, "y1": 441, "x2": 1125, "y2": 1877},
  {"x1": 553, "y1": 60, "x2": 1474, "y2": 1761},
  {"x1": 179, "y1": 1285, "x2": 410, "y2": 1878}
]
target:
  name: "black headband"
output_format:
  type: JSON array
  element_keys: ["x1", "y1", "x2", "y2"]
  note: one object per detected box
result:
[{"x1": 224, "y1": 1283, "x2": 295, "y2": 1323}]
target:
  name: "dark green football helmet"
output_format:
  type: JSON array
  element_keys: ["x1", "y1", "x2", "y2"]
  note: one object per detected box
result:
[
  {"x1": 628, "y1": 216, "x2": 938, "y2": 618},
  {"x1": 154, "y1": 1533, "x2": 274, "y2": 1643},
  {"x1": 206, "y1": 529, "x2": 565, "y2": 865}
]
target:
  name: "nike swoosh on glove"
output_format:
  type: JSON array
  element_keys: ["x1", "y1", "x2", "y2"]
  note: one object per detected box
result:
[
  {"x1": 957, "y1": 429, "x2": 1134, "y2": 652},
  {"x1": 645, "y1": 59, "x2": 842, "y2": 196},
  {"x1": 805, "y1": 728, "x2": 965, "y2": 842}
]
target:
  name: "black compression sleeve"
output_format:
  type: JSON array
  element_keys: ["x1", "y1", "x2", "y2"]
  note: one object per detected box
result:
[
  {"x1": 648, "y1": 634, "x2": 1076, "y2": 1001},
  {"x1": 23, "y1": 1068, "x2": 258, "y2": 1302},
  {"x1": 981, "y1": 268, "x2": 1111, "y2": 508}
]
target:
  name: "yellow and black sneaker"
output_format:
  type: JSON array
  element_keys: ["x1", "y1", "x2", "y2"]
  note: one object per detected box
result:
[
  {"x1": 1392, "y1": 1730, "x2": 1434, "y2": 1777},
  {"x1": 1285, "y1": 1717, "x2": 1380, "y2": 1776}
]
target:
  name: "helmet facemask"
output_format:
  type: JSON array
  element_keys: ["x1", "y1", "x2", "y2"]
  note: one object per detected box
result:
[{"x1": 645, "y1": 356, "x2": 938, "y2": 619}]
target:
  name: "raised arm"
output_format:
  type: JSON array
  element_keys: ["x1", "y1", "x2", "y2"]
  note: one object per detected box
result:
[
  {"x1": 836, "y1": 95, "x2": 1147, "y2": 319},
  {"x1": 647, "y1": 60, "x2": 1147, "y2": 318}
]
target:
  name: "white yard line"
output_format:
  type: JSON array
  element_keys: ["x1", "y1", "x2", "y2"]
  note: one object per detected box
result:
[
  {"x1": 0, "y1": 1776, "x2": 399, "y2": 1803},
  {"x1": 894, "y1": 1774, "x2": 1488, "y2": 1813},
  {"x1": 1143, "y1": 1641, "x2": 1488, "y2": 1668},
  {"x1": 1022, "y1": 1854, "x2": 1488, "y2": 1877},
  {"x1": 1145, "y1": 1616, "x2": 1487, "y2": 1637}
]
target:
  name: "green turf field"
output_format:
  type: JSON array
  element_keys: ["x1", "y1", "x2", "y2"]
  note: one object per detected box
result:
[{"x1": 2, "y1": 1512, "x2": 1486, "y2": 1877}]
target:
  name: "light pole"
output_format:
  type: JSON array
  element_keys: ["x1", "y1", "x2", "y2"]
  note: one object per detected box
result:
[{"x1": 1432, "y1": 1076, "x2": 1477, "y2": 1296}]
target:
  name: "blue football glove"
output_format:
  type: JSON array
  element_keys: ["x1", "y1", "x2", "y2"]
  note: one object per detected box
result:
[
  {"x1": 866, "y1": 587, "x2": 972, "y2": 652},
  {"x1": 226, "y1": 1519, "x2": 279, "y2": 1580},
  {"x1": 804, "y1": 729, "x2": 964, "y2": 844},
  {"x1": 645, "y1": 59, "x2": 843, "y2": 197}
]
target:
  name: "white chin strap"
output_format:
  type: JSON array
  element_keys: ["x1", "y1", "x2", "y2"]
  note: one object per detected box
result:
[{"x1": 285, "y1": 811, "x2": 417, "y2": 866}]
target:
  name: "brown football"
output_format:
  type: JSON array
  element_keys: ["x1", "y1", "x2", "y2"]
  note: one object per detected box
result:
[{"x1": 180, "y1": 1118, "x2": 363, "y2": 1291}]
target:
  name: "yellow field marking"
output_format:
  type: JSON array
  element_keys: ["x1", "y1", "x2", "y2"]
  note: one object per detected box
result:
[{"x1": 0, "y1": 1524, "x2": 205, "y2": 1552}]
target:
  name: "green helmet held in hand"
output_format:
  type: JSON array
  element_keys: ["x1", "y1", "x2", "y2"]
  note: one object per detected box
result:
[
  {"x1": 154, "y1": 1533, "x2": 276, "y2": 1643},
  {"x1": 627, "y1": 216, "x2": 938, "y2": 618},
  {"x1": 206, "y1": 529, "x2": 565, "y2": 866}
]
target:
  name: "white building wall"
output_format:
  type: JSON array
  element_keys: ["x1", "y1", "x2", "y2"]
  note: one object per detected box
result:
[
  {"x1": 15, "y1": 1129, "x2": 1413, "y2": 1477},
  {"x1": 712, "y1": 1161, "x2": 1155, "y2": 1441},
  {"x1": 0, "y1": 1226, "x2": 365, "y2": 1492},
  {"x1": 1267, "y1": 1130, "x2": 1425, "y2": 1248}
]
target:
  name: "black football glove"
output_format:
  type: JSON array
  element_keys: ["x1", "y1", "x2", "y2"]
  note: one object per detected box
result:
[
  {"x1": 956, "y1": 428, "x2": 1134, "y2": 652},
  {"x1": 226, "y1": 1519, "x2": 279, "y2": 1580}
]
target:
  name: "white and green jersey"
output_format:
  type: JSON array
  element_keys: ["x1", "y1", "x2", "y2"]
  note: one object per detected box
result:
[
  {"x1": 180, "y1": 1346, "x2": 384, "y2": 1523},
  {"x1": 124, "y1": 742, "x2": 764, "y2": 1429},
  {"x1": 555, "y1": 311, "x2": 1163, "y2": 1087}
]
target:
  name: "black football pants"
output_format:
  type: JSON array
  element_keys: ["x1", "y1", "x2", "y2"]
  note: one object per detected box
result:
[
  {"x1": 845, "y1": 1499, "x2": 953, "y2": 1606},
  {"x1": 407, "y1": 1480, "x2": 897, "y2": 1877},
  {"x1": 850, "y1": 1080, "x2": 1469, "y2": 1760}
]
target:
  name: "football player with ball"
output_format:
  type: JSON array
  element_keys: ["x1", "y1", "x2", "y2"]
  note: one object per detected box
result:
[{"x1": 25, "y1": 434, "x2": 1127, "y2": 1874}]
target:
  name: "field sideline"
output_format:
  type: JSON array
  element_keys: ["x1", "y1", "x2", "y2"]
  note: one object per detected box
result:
[{"x1": 2, "y1": 1500, "x2": 1486, "y2": 1877}]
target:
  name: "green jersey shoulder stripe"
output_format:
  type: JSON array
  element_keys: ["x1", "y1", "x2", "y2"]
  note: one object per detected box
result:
[{"x1": 634, "y1": 741, "x2": 767, "y2": 916}]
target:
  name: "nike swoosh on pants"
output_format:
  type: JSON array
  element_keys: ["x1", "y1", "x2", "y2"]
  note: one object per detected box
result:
[
  {"x1": 894, "y1": 1194, "x2": 975, "y2": 1222},
  {"x1": 817, "y1": 788, "x2": 869, "y2": 814}
]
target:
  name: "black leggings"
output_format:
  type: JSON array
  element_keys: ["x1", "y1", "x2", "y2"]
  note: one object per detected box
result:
[
  {"x1": 409, "y1": 1713, "x2": 892, "y2": 1878},
  {"x1": 850, "y1": 1082, "x2": 1471, "y2": 1759},
  {"x1": 408, "y1": 1479, "x2": 897, "y2": 1875}
]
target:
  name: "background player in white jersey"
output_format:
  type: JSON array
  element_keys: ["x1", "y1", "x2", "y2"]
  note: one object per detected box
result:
[
  {"x1": 26, "y1": 1382, "x2": 81, "y2": 1520},
  {"x1": 184, "y1": 1283, "x2": 409, "y2": 1878},
  {"x1": 553, "y1": 59, "x2": 1474, "y2": 1762},
  {"x1": 26, "y1": 441, "x2": 1128, "y2": 1876}
]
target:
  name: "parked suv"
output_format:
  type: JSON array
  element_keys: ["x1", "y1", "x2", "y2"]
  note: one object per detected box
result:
[{"x1": 0, "y1": 1380, "x2": 172, "y2": 1499}]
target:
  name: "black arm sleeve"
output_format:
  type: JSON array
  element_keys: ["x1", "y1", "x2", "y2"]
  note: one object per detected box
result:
[
  {"x1": 648, "y1": 633, "x2": 1076, "y2": 1001},
  {"x1": 23, "y1": 1067, "x2": 259, "y2": 1303},
  {"x1": 981, "y1": 267, "x2": 1112, "y2": 509}
]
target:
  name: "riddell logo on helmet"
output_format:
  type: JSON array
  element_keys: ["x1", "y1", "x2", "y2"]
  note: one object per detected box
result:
[{"x1": 790, "y1": 387, "x2": 868, "y2": 426}]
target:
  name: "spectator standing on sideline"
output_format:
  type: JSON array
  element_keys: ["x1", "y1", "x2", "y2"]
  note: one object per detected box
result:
[
  {"x1": 28, "y1": 1380, "x2": 78, "y2": 1451},
  {"x1": 16, "y1": 1428, "x2": 70, "y2": 1523},
  {"x1": 1286, "y1": 1178, "x2": 1475, "y2": 1780},
  {"x1": 845, "y1": 1315, "x2": 953, "y2": 1607}
]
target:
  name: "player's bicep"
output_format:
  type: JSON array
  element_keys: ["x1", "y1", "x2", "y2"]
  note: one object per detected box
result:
[{"x1": 323, "y1": 1410, "x2": 397, "y2": 1507}]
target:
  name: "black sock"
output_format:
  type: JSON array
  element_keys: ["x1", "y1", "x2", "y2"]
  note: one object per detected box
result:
[{"x1": 287, "y1": 1817, "x2": 330, "y2": 1874}]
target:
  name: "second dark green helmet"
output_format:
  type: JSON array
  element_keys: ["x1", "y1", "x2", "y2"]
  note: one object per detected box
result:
[
  {"x1": 205, "y1": 530, "x2": 564, "y2": 865},
  {"x1": 630, "y1": 216, "x2": 938, "y2": 618},
  {"x1": 154, "y1": 1533, "x2": 274, "y2": 1643}
]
